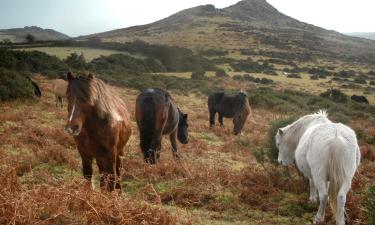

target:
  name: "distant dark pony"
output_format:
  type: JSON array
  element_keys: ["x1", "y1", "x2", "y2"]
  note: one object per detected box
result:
[
  {"x1": 26, "y1": 76, "x2": 42, "y2": 97},
  {"x1": 208, "y1": 91, "x2": 251, "y2": 135},
  {"x1": 65, "y1": 72, "x2": 132, "y2": 191},
  {"x1": 135, "y1": 88, "x2": 189, "y2": 164},
  {"x1": 351, "y1": 95, "x2": 369, "y2": 104}
]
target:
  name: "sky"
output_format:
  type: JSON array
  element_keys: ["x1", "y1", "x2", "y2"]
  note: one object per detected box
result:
[{"x1": 0, "y1": 0, "x2": 374, "y2": 37}]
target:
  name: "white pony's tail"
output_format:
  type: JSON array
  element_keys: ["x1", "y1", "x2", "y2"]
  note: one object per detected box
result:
[{"x1": 328, "y1": 136, "x2": 348, "y2": 221}]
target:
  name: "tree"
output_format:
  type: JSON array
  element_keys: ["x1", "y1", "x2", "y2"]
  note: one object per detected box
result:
[{"x1": 25, "y1": 33, "x2": 35, "y2": 43}]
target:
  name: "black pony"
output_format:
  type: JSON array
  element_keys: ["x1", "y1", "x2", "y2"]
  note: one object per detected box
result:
[
  {"x1": 26, "y1": 76, "x2": 42, "y2": 97},
  {"x1": 208, "y1": 91, "x2": 251, "y2": 135},
  {"x1": 135, "y1": 88, "x2": 189, "y2": 164},
  {"x1": 351, "y1": 95, "x2": 369, "y2": 104}
]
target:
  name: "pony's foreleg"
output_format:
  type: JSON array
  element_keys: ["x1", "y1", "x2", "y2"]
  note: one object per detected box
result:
[
  {"x1": 309, "y1": 179, "x2": 318, "y2": 204},
  {"x1": 313, "y1": 180, "x2": 329, "y2": 224},
  {"x1": 98, "y1": 155, "x2": 117, "y2": 192},
  {"x1": 169, "y1": 129, "x2": 179, "y2": 159},
  {"x1": 209, "y1": 110, "x2": 216, "y2": 128},
  {"x1": 81, "y1": 157, "x2": 93, "y2": 186}
]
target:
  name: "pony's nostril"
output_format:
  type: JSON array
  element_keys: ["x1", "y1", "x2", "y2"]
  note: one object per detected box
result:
[{"x1": 72, "y1": 125, "x2": 79, "y2": 131}]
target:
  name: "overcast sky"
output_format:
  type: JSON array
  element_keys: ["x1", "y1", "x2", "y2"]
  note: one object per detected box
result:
[{"x1": 0, "y1": 0, "x2": 374, "y2": 37}]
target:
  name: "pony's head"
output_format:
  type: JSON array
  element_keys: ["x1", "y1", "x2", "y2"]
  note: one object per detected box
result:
[
  {"x1": 275, "y1": 127, "x2": 295, "y2": 165},
  {"x1": 177, "y1": 109, "x2": 189, "y2": 144},
  {"x1": 65, "y1": 72, "x2": 94, "y2": 136}
]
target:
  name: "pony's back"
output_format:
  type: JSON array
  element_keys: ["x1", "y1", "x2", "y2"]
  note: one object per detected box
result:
[
  {"x1": 136, "y1": 89, "x2": 171, "y2": 160},
  {"x1": 52, "y1": 79, "x2": 68, "y2": 97}
]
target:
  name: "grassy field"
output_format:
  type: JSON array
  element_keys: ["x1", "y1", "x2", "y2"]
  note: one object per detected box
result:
[
  {"x1": 1, "y1": 76, "x2": 374, "y2": 224},
  {"x1": 15, "y1": 47, "x2": 133, "y2": 61},
  {"x1": 155, "y1": 71, "x2": 375, "y2": 104}
]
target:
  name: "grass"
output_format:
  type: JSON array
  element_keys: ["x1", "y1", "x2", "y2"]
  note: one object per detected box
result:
[{"x1": 14, "y1": 47, "x2": 134, "y2": 61}]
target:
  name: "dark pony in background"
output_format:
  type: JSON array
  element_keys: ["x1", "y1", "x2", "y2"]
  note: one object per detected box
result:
[
  {"x1": 135, "y1": 88, "x2": 189, "y2": 164},
  {"x1": 26, "y1": 76, "x2": 42, "y2": 97},
  {"x1": 65, "y1": 72, "x2": 132, "y2": 191},
  {"x1": 208, "y1": 91, "x2": 251, "y2": 135}
]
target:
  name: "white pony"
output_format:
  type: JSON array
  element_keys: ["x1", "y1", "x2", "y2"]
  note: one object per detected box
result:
[{"x1": 275, "y1": 110, "x2": 360, "y2": 225}]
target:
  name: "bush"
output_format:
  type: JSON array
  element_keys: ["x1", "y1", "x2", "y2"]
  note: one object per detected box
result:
[
  {"x1": 310, "y1": 75, "x2": 319, "y2": 80},
  {"x1": 363, "y1": 185, "x2": 375, "y2": 224},
  {"x1": 191, "y1": 71, "x2": 207, "y2": 80},
  {"x1": 215, "y1": 69, "x2": 228, "y2": 77},
  {"x1": 267, "y1": 117, "x2": 297, "y2": 163},
  {"x1": 0, "y1": 68, "x2": 34, "y2": 101},
  {"x1": 320, "y1": 88, "x2": 348, "y2": 103},
  {"x1": 354, "y1": 77, "x2": 367, "y2": 84},
  {"x1": 64, "y1": 53, "x2": 86, "y2": 70},
  {"x1": 287, "y1": 73, "x2": 302, "y2": 79}
]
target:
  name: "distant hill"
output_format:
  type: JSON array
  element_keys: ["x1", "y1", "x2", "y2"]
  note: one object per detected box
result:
[
  {"x1": 0, "y1": 26, "x2": 69, "y2": 43},
  {"x1": 81, "y1": 0, "x2": 375, "y2": 64},
  {"x1": 345, "y1": 32, "x2": 375, "y2": 41}
]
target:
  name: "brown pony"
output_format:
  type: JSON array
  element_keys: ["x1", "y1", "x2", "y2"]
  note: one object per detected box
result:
[
  {"x1": 52, "y1": 78, "x2": 68, "y2": 108},
  {"x1": 64, "y1": 72, "x2": 131, "y2": 191},
  {"x1": 135, "y1": 88, "x2": 189, "y2": 164}
]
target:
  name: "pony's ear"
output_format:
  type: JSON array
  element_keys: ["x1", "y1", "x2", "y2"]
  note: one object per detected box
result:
[
  {"x1": 88, "y1": 73, "x2": 94, "y2": 80},
  {"x1": 67, "y1": 72, "x2": 75, "y2": 81},
  {"x1": 278, "y1": 128, "x2": 284, "y2": 135}
]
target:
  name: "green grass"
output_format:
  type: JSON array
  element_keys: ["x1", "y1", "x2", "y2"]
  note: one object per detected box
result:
[{"x1": 14, "y1": 47, "x2": 133, "y2": 61}]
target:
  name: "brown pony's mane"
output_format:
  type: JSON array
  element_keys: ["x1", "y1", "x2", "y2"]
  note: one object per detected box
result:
[{"x1": 67, "y1": 73, "x2": 126, "y2": 123}]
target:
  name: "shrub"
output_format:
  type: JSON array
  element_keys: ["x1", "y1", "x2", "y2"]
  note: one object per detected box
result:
[
  {"x1": 320, "y1": 88, "x2": 348, "y2": 103},
  {"x1": 310, "y1": 75, "x2": 319, "y2": 80},
  {"x1": 287, "y1": 73, "x2": 302, "y2": 79},
  {"x1": 191, "y1": 71, "x2": 207, "y2": 80},
  {"x1": 267, "y1": 117, "x2": 297, "y2": 163},
  {"x1": 64, "y1": 53, "x2": 86, "y2": 70},
  {"x1": 363, "y1": 185, "x2": 375, "y2": 224},
  {"x1": 354, "y1": 77, "x2": 367, "y2": 84},
  {"x1": 0, "y1": 68, "x2": 34, "y2": 101},
  {"x1": 215, "y1": 69, "x2": 228, "y2": 77}
]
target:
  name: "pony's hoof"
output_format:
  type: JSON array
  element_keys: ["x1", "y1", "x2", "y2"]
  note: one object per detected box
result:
[
  {"x1": 313, "y1": 216, "x2": 324, "y2": 224},
  {"x1": 309, "y1": 197, "x2": 317, "y2": 204},
  {"x1": 173, "y1": 153, "x2": 181, "y2": 160}
]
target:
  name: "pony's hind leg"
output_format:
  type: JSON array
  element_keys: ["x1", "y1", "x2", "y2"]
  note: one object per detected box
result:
[
  {"x1": 58, "y1": 96, "x2": 63, "y2": 108},
  {"x1": 313, "y1": 179, "x2": 329, "y2": 224},
  {"x1": 309, "y1": 178, "x2": 318, "y2": 204},
  {"x1": 218, "y1": 113, "x2": 224, "y2": 126},
  {"x1": 337, "y1": 181, "x2": 351, "y2": 225}
]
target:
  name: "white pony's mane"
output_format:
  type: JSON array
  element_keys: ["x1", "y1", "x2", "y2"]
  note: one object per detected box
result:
[{"x1": 282, "y1": 109, "x2": 329, "y2": 152}]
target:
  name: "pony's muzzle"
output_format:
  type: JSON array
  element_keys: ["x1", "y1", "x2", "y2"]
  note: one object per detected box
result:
[{"x1": 65, "y1": 125, "x2": 80, "y2": 136}]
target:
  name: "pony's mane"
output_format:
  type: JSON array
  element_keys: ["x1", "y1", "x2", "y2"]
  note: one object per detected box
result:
[
  {"x1": 68, "y1": 74, "x2": 126, "y2": 123},
  {"x1": 282, "y1": 109, "x2": 330, "y2": 151}
]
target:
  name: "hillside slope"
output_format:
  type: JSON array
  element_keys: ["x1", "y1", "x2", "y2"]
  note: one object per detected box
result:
[
  {"x1": 0, "y1": 26, "x2": 69, "y2": 42},
  {"x1": 82, "y1": 0, "x2": 375, "y2": 64}
]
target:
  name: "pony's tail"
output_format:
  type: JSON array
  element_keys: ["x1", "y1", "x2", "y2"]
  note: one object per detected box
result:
[
  {"x1": 139, "y1": 97, "x2": 157, "y2": 157},
  {"x1": 327, "y1": 136, "x2": 347, "y2": 222}
]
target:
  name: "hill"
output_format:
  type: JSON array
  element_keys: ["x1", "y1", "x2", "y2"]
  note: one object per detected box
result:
[
  {"x1": 345, "y1": 32, "x2": 375, "y2": 41},
  {"x1": 81, "y1": 0, "x2": 375, "y2": 64},
  {"x1": 0, "y1": 26, "x2": 69, "y2": 42}
]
